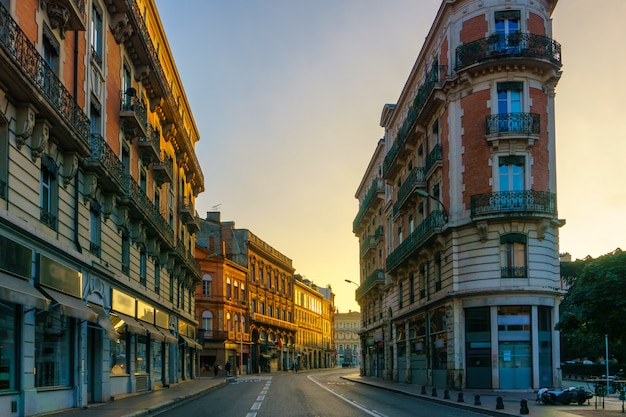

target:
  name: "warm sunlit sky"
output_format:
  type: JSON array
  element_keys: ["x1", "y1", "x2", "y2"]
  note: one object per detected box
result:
[{"x1": 154, "y1": 0, "x2": 626, "y2": 313}]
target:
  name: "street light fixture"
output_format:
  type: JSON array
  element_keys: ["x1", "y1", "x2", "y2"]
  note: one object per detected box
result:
[
  {"x1": 345, "y1": 279, "x2": 359, "y2": 287},
  {"x1": 415, "y1": 189, "x2": 448, "y2": 222}
]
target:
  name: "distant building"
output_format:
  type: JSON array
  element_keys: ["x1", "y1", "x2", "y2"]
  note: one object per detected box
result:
[
  {"x1": 353, "y1": 0, "x2": 564, "y2": 390},
  {"x1": 334, "y1": 311, "x2": 361, "y2": 368},
  {"x1": 0, "y1": 0, "x2": 203, "y2": 414}
]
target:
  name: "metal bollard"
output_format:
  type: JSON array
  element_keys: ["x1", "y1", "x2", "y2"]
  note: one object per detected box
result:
[
  {"x1": 444, "y1": 389, "x2": 450, "y2": 399},
  {"x1": 474, "y1": 394, "x2": 481, "y2": 406},
  {"x1": 421, "y1": 385, "x2": 427, "y2": 395},
  {"x1": 457, "y1": 392, "x2": 464, "y2": 402},
  {"x1": 432, "y1": 387, "x2": 438, "y2": 397},
  {"x1": 520, "y1": 398, "x2": 529, "y2": 415},
  {"x1": 496, "y1": 396, "x2": 504, "y2": 409}
]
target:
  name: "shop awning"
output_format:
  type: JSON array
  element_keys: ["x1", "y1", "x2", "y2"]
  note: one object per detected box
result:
[
  {"x1": 40, "y1": 287, "x2": 97, "y2": 323},
  {"x1": 157, "y1": 327, "x2": 178, "y2": 344},
  {"x1": 0, "y1": 272, "x2": 49, "y2": 310},
  {"x1": 87, "y1": 303, "x2": 118, "y2": 341},
  {"x1": 111, "y1": 312, "x2": 146, "y2": 335},
  {"x1": 180, "y1": 334, "x2": 202, "y2": 350},
  {"x1": 139, "y1": 321, "x2": 166, "y2": 342}
]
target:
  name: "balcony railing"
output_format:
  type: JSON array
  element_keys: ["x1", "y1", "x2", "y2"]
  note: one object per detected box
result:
[
  {"x1": 356, "y1": 269, "x2": 384, "y2": 301},
  {"x1": 179, "y1": 197, "x2": 194, "y2": 223},
  {"x1": 470, "y1": 191, "x2": 556, "y2": 218},
  {"x1": 393, "y1": 167, "x2": 427, "y2": 217},
  {"x1": 120, "y1": 89, "x2": 149, "y2": 140},
  {"x1": 251, "y1": 313, "x2": 298, "y2": 332},
  {"x1": 353, "y1": 179, "x2": 384, "y2": 232},
  {"x1": 486, "y1": 112, "x2": 540, "y2": 135},
  {"x1": 425, "y1": 143, "x2": 442, "y2": 174},
  {"x1": 153, "y1": 151, "x2": 173, "y2": 185},
  {"x1": 455, "y1": 32, "x2": 562, "y2": 71},
  {"x1": 501, "y1": 266, "x2": 527, "y2": 278},
  {"x1": 386, "y1": 210, "x2": 446, "y2": 272},
  {"x1": 83, "y1": 134, "x2": 126, "y2": 194},
  {"x1": 40, "y1": 208, "x2": 57, "y2": 231},
  {"x1": 138, "y1": 124, "x2": 161, "y2": 164},
  {"x1": 0, "y1": 3, "x2": 90, "y2": 150}
]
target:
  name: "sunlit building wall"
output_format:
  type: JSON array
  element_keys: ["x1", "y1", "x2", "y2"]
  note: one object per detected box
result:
[{"x1": 0, "y1": 0, "x2": 203, "y2": 414}]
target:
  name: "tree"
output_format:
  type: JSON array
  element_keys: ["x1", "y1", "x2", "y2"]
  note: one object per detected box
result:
[{"x1": 557, "y1": 249, "x2": 626, "y2": 363}]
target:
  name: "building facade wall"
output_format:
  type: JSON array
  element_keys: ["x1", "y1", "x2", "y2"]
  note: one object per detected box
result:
[
  {"x1": 0, "y1": 0, "x2": 204, "y2": 415},
  {"x1": 354, "y1": 0, "x2": 562, "y2": 390}
]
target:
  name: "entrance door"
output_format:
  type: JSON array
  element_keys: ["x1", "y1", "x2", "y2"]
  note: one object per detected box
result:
[
  {"x1": 87, "y1": 327, "x2": 95, "y2": 403},
  {"x1": 498, "y1": 342, "x2": 531, "y2": 389}
]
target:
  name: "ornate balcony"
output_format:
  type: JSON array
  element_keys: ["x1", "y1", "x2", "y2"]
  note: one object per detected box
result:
[
  {"x1": 353, "y1": 179, "x2": 384, "y2": 233},
  {"x1": 0, "y1": 3, "x2": 90, "y2": 155},
  {"x1": 120, "y1": 89, "x2": 148, "y2": 141},
  {"x1": 152, "y1": 151, "x2": 173, "y2": 186},
  {"x1": 386, "y1": 210, "x2": 446, "y2": 273},
  {"x1": 425, "y1": 143, "x2": 442, "y2": 175},
  {"x1": 455, "y1": 32, "x2": 562, "y2": 72},
  {"x1": 470, "y1": 190, "x2": 556, "y2": 220},
  {"x1": 251, "y1": 313, "x2": 297, "y2": 332},
  {"x1": 187, "y1": 214, "x2": 201, "y2": 234},
  {"x1": 83, "y1": 134, "x2": 125, "y2": 194},
  {"x1": 356, "y1": 269, "x2": 385, "y2": 302},
  {"x1": 138, "y1": 124, "x2": 161, "y2": 165},
  {"x1": 393, "y1": 167, "x2": 426, "y2": 217},
  {"x1": 179, "y1": 197, "x2": 194, "y2": 223}
]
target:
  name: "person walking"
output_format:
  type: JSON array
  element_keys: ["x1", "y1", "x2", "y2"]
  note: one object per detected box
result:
[
  {"x1": 225, "y1": 361, "x2": 231, "y2": 376},
  {"x1": 213, "y1": 363, "x2": 219, "y2": 376}
]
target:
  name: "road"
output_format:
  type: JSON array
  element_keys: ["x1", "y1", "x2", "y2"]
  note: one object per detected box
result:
[{"x1": 157, "y1": 369, "x2": 490, "y2": 417}]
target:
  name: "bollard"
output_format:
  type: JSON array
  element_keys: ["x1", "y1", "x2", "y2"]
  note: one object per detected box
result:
[
  {"x1": 421, "y1": 385, "x2": 427, "y2": 395},
  {"x1": 457, "y1": 392, "x2": 464, "y2": 402},
  {"x1": 432, "y1": 387, "x2": 438, "y2": 397},
  {"x1": 496, "y1": 396, "x2": 504, "y2": 409},
  {"x1": 474, "y1": 394, "x2": 481, "y2": 406},
  {"x1": 444, "y1": 389, "x2": 450, "y2": 399},
  {"x1": 520, "y1": 399, "x2": 529, "y2": 415}
]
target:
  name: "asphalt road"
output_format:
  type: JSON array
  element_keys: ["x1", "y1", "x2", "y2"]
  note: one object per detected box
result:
[{"x1": 156, "y1": 369, "x2": 491, "y2": 417}]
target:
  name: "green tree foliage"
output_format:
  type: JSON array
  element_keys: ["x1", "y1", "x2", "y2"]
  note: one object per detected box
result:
[{"x1": 557, "y1": 249, "x2": 626, "y2": 363}]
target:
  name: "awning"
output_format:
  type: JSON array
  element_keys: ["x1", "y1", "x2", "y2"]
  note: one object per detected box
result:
[
  {"x1": 139, "y1": 321, "x2": 166, "y2": 342},
  {"x1": 40, "y1": 287, "x2": 97, "y2": 322},
  {"x1": 157, "y1": 327, "x2": 178, "y2": 344},
  {"x1": 87, "y1": 303, "x2": 119, "y2": 341},
  {"x1": 180, "y1": 334, "x2": 202, "y2": 350},
  {"x1": 0, "y1": 272, "x2": 49, "y2": 310},
  {"x1": 111, "y1": 312, "x2": 146, "y2": 335}
]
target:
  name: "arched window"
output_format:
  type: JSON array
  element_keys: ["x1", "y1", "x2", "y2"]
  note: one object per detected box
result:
[
  {"x1": 202, "y1": 311, "x2": 213, "y2": 337},
  {"x1": 234, "y1": 281, "x2": 239, "y2": 300},
  {"x1": 226, "y1": 277, "x2": 231, "y2": 299},
  {"x1": 227, "y1": 312, "x2": 232, "y2": 332},
  {"x1": 202, "y1": 274, "x2": 212, "y2": 297}
]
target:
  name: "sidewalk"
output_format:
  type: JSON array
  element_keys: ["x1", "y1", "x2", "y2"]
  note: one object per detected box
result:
[
  {"x1": 41, "y1": 376, "x2": 228, "y2": 417},
  {"x1": 341, "y1": 373, "x2": 626, "y2": 417}
]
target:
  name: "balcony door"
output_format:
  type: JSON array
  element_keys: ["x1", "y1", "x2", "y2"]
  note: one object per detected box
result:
[
  {"x1": 498, "y1": 156, "x2": 524, "y2": 192},
  {"x1": 494, "y1": 10, "x2": 520, "y2": 53}
]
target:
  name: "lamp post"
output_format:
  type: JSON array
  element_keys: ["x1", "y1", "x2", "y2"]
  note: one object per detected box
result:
[
  {"x1": 345, "y1": 279, "x2": 358, "y2": 287},
  {"x1": 415, "y1": 189, "x2": 448, "y2": 222}
]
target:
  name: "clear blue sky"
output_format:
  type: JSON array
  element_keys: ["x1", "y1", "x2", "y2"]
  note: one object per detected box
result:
[{"x1": 155, "y1": 0, "x2": 626, "y2": 312}]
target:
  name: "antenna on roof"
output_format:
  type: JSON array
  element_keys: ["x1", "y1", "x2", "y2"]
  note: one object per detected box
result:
[{"x1": 212, "y1": 204, "x2": 221, "y2": 211}]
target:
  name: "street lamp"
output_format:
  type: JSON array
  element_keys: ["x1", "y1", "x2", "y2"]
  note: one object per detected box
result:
[
  {"x1": 414, "y1": 189, "x2": 448, "y2": 222},
  {"x1": 345, "y1": 279, "x2": 359, "y2": 287}
]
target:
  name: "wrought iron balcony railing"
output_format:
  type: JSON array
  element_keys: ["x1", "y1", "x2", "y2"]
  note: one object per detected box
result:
[
  {"x1": 0, "y1": 3, "x2": 90, "y2": 150},
  {"x1": 179, "y1": 197, "x2": 194, "y2": 223},
  {"x1": 356, "y1": 269, "x2": 385, "y2": 301},
  {"x1": 152, "y1": 151, "x2": 173, "y2": 185},
  {"x1": 425, "y1": 143, "x2": 442, "y2": 174},
  {"x1": 386, "y1": 210, "x2": 446, "y2": 273},
  {"x1": 501, "y1": 266, "x2": 527, "y2": 278},
  {"x1": 83, "y1": 134, "x2": 126, "y2": 194},
  {"x1": 353, "y1": 179, "x2": 384, "y2": 232},
  {"x1": 393, "y1": 167, "x2": 427, "y2": 217},
  {"x1": 138, "y1": 124, "x2": 161, "y2": 164},
  {"x1": 455, "y1": 32, "x2": 562, "y2": 71},
  {"x1": 40, "y1": 208, "x2": 57, "y2": 231},
  {"x1": 251, "y1": 313, "x2": 298, "y2": 332},
  {"x1": 120, "y1": 89, "x2": 149, "y2": 140},
  {"x1": 470, "y1": 190, "x2": 556, "y2": 218},
  {"x1": 187, "y1": 214, "x2": 201, "y2": 234},
  {"x1": 486, "y1": 112, "x2": 540, "y2": 135}
]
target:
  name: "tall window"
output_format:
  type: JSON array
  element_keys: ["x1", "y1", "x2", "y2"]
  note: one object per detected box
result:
[
  {"x1": 499, "y1": 156, "x2": 524, "y2": 192},
  {"x1": 40, "y1": 156, "x2": 58, "y2": 230},
  {"x1": 91, "y1": 5, "x2": 103, "y2": 65},
  {"x1": 0, "y1": 117, "x2": 7, "y2": 200},
  {"x1": 154, "y1": 261, "x2": 161, "y2": 294},
  {"x1": 226, "y1": 313, "x2": 231, "y2": 332},
  {"x1": 398, "y1": 280, "x2": 404, "y2": 309},
  {"x1": 419, "y1": 263, "x2": 427, "y2": 299},
  {"x1": 139, "y1": 247, "x2": 147, "y2": 286},
  {"x1": 409, "y1": 272, "x2": 415, "y2": 304},
  {"x1": 0, "y1": 301, "x2": 17, "y2": 391},
  {"x1": 202, "y1": 274, "x2": 212, "y2": 297},
  {"x1": 494, "y1": 10, "x2": 521, "y2": 53},
  {"x1": 226, "y1": 278, "x2": 231, "y2": 299},
  {"x1": 42, "y1": 26, "x2": 59, "y2": 74},
  {"x1": 169, "y1": 273, "x2": 174, "y2": 302},
  {"x1": 434, "y1": 252, "x2": 442, "y2": 291},
  {"x1": 497, "y1": 82, "x2": 523, "y2": 132},
  {"x1": 35, "y1": 309, "x2": 71, "y2": 387},
  {"x1": 501, "y1": 233, "x2": 527, "y2": 278},
  {"x1": 121, "y1": 231, "x2": 130, "y2": 276},
  {"x1": 234, "y1": 281, "x2": 239, "y2": 300},
  {"x1": 202, "y1": 311, "x2": 213, "y2": 336},
  {"x1": 89, "y1": 201, "x2": 101, "y2": 256}
]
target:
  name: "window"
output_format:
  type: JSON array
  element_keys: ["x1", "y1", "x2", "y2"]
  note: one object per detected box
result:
[
  {"x1": 226, "y1": 278, "x2": 231, "y2": 299},
  {"x1": 89, "y1": 201, "x2": 101, "y2": 256},
  {"x1": 434, "y1": 252, "x2": 442, "y2": 291},
  {"x1": 139, "y1": 247, "x2": 147, "y2": 286},
  {"x1": 121, "y1": 231, "x2": 130, "y2": 276},
  {"x1": 267, "y1": 270, "x2": 272, "y2": 289},
  {"x1": 398, "y1": 280, "x2": 403, "y2": 309},
  {"x1": 202, "y1": 311, "x2": 213, "y2": 336},
  {"x1": 419, "y1": 263, "x2": 427, "y2": 299},
  {"x1": 500, "y1": 233, "x2": 527, "y2": 278},
  {"x1": 0, "y1": 116, "x2": 7, "y2": 200},
  {"x1": 234, "y1": 281, "x2": 239, "y2": 300},
  {"x1": 169, "y1": 273, "x2": 174, "y2": 303},
  {"x1": 409, "y1": 272, "x2": 415, "y2": 304},
  {"x1": 202, "y1": 274, "x2": 212, "y2": 297},
  {"x1": 42, "y1": 25, "x2": 59, "y2": 74},
  {"x1": 35, "y1": 308, "x2": 71, "y2": 387},
  {"x1": 154, "y1": 261, "x2": 161, "y2": 294},
  {"x1": 226, "y1": 313, "x2": 231, "y2": 332},
  {"x1": 91, "y1": 5, "x2": 103, "y2": 65},
  {"x1": 0, "y1": 301, "x2": 17, "y2": 390},
  {"x1": 499, "y1": 156, "x2": 524, "y2": 192},
  {"x1": 110, "y1": 331, "x2": 127, "y2": 374},
  {"x1": 497, "y1": 82, "x2": 523, "y2": 132},
  {"x1": 494, "y1": 10, "x2": 521, "y2": 53},
  {"x1": 135, "y1": 336, "x2": 147, "y2": 374},
  {"x1": 40, "y1": 155, "x2": 58, "y2": 230}
]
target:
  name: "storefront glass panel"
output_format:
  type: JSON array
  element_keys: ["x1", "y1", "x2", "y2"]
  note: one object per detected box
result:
[{"x1": 35, "y1": 308, "x2": 71, "y2": 387}]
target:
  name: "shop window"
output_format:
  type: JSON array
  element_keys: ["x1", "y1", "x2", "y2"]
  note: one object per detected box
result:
[
  {"x1": 151, "y1": 340, "x2": 163, "y2": 383},
  {"x1": 135, "y1": 335, "x2": 147, "y2": 374},
  {"x1": 110, "y1": 331, "x2": 128, "y2": 374},
  {"x1": 35, "y1": 308, "x2": 71, "y2": 387},
  {"x1": 0, "y1": 301, "x2": 17, "y2": 390}
]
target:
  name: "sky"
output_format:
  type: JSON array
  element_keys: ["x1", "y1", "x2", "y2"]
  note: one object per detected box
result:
[{"x1": 154, "y1": 0, "x2": 626, "y2": 313}]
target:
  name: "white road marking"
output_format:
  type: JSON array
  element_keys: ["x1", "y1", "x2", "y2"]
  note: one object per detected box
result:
[
  {"x1": 257, "y1": 395, "x2": 265, "y2": 401},
  {"x1": 251, "y1": 402, "x2": 262, "y2": 410},
  {"x1": 306, "y1": 375, "x2": 384, "y2": 416},
  {"x1": 245, "y1": 414, "x2": 257, "y2": 417}
]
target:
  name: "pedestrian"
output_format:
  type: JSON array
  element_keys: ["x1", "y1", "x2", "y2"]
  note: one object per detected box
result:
[
  {"x1": 213, "y1": 363, "x2": 218, "y2": 376},
  {"x1": 225, "y1": 361, "x2": 231, "y2": 376}
]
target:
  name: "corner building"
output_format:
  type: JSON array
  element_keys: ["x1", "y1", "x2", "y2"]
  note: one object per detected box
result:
[
  {"x1": 354, "y1": 0, "x2": 564, "y2": 390},
  {"x1": 0, "y1": 0, "x2": 203, "y2": 415}
]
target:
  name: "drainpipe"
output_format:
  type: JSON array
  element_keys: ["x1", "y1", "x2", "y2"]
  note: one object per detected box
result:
[{"x1": 72, "y1": 30, "x2": 82, "y2": 253}]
